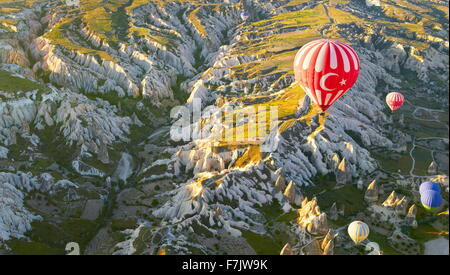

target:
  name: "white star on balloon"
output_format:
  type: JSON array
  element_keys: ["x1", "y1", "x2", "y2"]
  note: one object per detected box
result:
[{"x1": 339, "y1": 79, "x2": 347, "y2": 86}]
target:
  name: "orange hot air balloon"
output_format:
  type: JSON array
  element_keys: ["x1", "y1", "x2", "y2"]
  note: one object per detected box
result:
[
  {"x1": 157, "y1": 248, "x2": 167, "y2": 255},
  {"x1": 293, "y1": 39, "x2": 361, "y2": 112},
  {"x1": 386, "y1": 92, "x2": 404, "y2": 112}
]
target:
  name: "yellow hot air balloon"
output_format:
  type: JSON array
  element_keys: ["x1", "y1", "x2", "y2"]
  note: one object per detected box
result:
[
  {"x1": 437, "y1": 209, "x2": 449, "y2": 216},
  {"x1": 157, "y1": 248, "x2": 167, "y2": 255},
  {"x1": 348, "y1": 221, "x2": 370, "y2": 245}
]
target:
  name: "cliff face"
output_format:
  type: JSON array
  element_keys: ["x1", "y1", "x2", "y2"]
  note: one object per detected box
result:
[
  {"x1": 28, "y1": 1, "x2": 247, "y2": 107},
  {"x1": 0, "y1": 172, "x2": 41, "y2": 241},
  {"x1": 0, "y1": 0, "x2": 448, "y2": 254}
]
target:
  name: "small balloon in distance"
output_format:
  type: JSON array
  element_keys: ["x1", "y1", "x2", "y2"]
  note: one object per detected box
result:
[
  {"x1": 240, "y1": 12, "x2": 249, "y2": 20},
  {"x1": 386, "y1": 92, "x2": 404, "y2": 112}
]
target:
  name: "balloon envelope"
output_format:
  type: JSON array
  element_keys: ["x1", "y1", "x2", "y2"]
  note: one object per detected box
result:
[
  {"x1": 241, "y1": 12, "x2": 249, "y2": 20},
  {"x1": 348, "y1": 221, "x2": 369, "y2": 245},
  {"x1": 386, "y1": 92, "x2": 404, "y2": 112},
  {"x1": 421, "y1": 190, "x2": 443, "y2": 209},
  {"x1": 419, "y1": 181, "x2": 441, "y2": 194},
  {"x1": 293, "y1": 39, "x2": 360, "y2": 112}
]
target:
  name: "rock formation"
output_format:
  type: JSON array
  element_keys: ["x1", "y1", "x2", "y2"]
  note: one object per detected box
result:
[
  {"x1": 302, "y1": 239, "x2": 322, "y2": 255},
  {"x1": 328, "y1": 154, "x2": 340, "y2": 171},
  {"x1": 406, "y1": 204, "x2": 418, "y2": 227},
  {"x1": 428, "y1": 161, "x2": 438, "y2": 175},
  {"x1": 357, "y1": 178, "x2": 364, "y2": 190},
  {"x1": 329, "y1": 202, "x2": 339, "y2": 221},
  {"x1": 302, "y1": 230, "x2": 335, "y2": 255},
  {"x1": 274, "y1": 175, "x2": 286, "y2": 192},
  {"x1": 271, "y1": 168, "x2": 285, "y2": 182},
  {"x1": 0, "y1": 172, "x2": 41, "y2": 241},
  {"x1": 321, "y1": 230, "x2": 336, "y2": 255},
  {"x1": 297, "y1": 197, "x2": 329, "y2": 235},
  {"x1": 283, "y1": 181, "x2": 303, "y2": 206},
  {"x1": 382, "y1": 191, "x2": 407, "y2": 212},
  {"x1": 364, "y1": 179, "x2": 379, "y2": 203},
  {"x1": 366, "y1": 0, "x2": 381, "y2": 7},
  {"x1": 394, "y1": 197, "x2": 408, "y2": 215},
  {"x1": 280, "y1": 243, "x2": 295, "y2": 255},
  {"x1": 335, "y1": 158, "x2": 352, "y2": 184}
]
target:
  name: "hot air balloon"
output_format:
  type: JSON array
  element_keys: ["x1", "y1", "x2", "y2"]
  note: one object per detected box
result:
[
  {"x1": 240, "y1": 12, "x2": 249, "y2": 21},
  {"x1": 419, "y1": 181, "x2": 441, "y2": 194},
  {"x1": 386, "y1": 92, "x2": 404, "y2": 112},
  {"x1": 437, "y1": 209, "x2": 449, "y2": 216},
  {"x1": 421, "y1": 190, "x2": 443, "y2": 211},
  {"x1": 293, "y1": 39, "x2": 361, "y2": 112},
  {"x1": 348, "y1": 221, "x2": 369, "y2": 245}
]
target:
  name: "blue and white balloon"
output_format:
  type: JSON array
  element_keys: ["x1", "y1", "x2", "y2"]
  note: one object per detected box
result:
[
  {"x1": 419, "y1": 181, "x2": 441, "y2": 194},
  {"x1": 241, "y1": 12, "x2": 250, "y2": 21},
  {"x1": 421, "y1": 189, "x2": 443, "y2": 211}
]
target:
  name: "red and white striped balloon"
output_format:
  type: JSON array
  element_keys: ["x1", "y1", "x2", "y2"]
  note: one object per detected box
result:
[
  {"x1": 293, "y1": 39, "x2": 361, "y2": 112},
  {"x1": 386, "y1": 92, "x2": 404, "y2": 112}
]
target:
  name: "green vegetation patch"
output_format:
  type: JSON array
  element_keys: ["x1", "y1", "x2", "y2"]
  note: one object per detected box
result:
[
  {"x1": 0, "y1": 69, "x2": 45, "y2": 95},
  {"x1": 7, "y1": 239, "x2": 64, "y2": 255},
  {"x1": 44, "y1": 18, "x2": 116, "y2": 62},
  {"x1": 8, "y1": 218, "x2": 99, "y2": 255},
  {"x1": 241, "y1": 229, "x2": 282, "y2": 255}
]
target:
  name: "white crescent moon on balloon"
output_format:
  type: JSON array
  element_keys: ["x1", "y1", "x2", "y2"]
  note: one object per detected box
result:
[{"x1": 320, "y1": 73, "x2": 338, "y2": 92}]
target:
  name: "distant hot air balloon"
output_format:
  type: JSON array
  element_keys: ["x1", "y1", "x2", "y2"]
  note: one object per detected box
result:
[
  {"x1": 419, "y1": 181, "x2": 441, "y2": 194},
  {"x1": 157, "y1": 248, "x2": 167, "y2": 255},
  {"x1": 347, "y1": 221, "x2": 370, "y2": 244},
  {"x1": 348, "y1": 221, "x2": 370, "y2": 245},
  {"x1": 241, "y1": 12, "x2": 249, "y2": 21},
  {"x1": 421, "y1": 190, "x2": 443, "y2": 211},
  {"x1": 386, "y1": 92, "x2": 404, "y2": 112},
  {"x1": 293, "y1": 39, "x2": 361, "y2": 112},
  {"x1": 437, "y1": 209, "x2": 449, "y2": 216}
]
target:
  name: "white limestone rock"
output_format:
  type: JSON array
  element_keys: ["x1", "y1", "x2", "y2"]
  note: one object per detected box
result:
[{"x1": 0, "y1": 172, "x2": 41, "y2": 241}]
